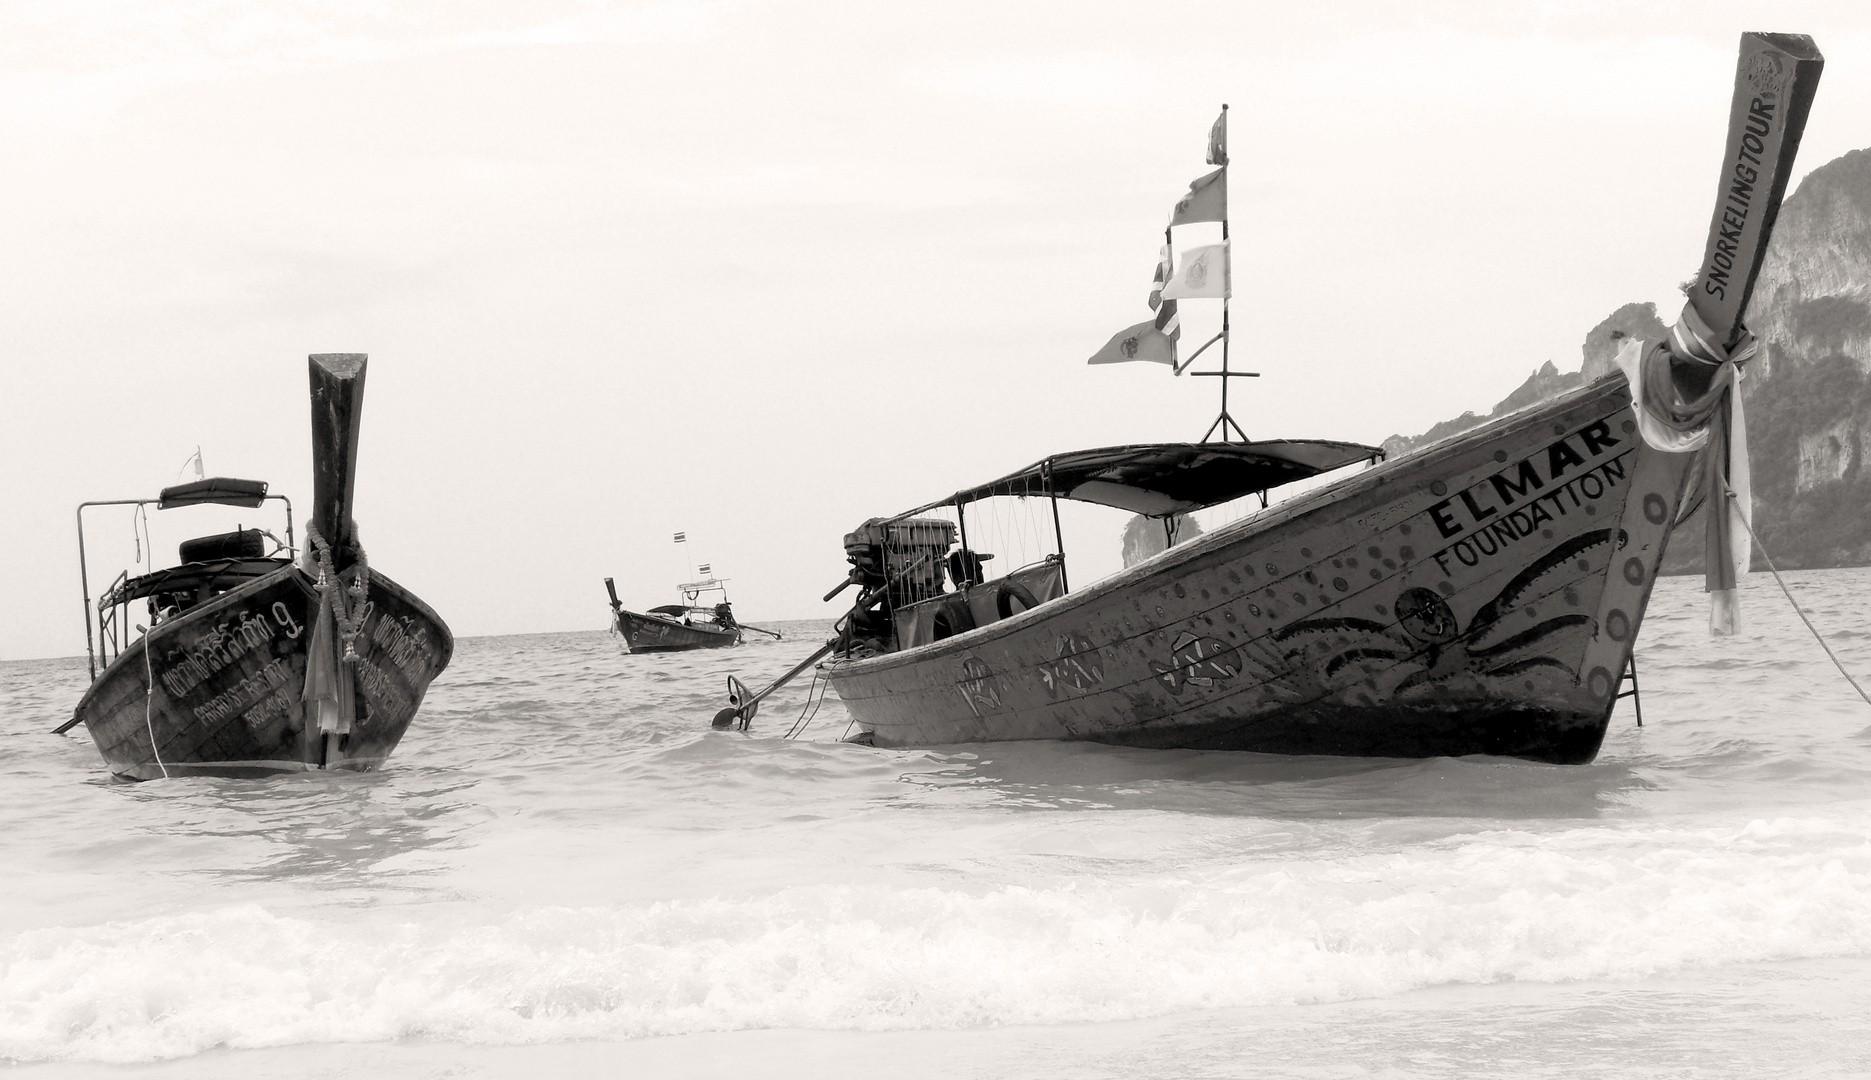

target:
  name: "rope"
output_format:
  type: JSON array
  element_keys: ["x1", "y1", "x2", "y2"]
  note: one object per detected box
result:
[
  {"x1": 1724, "y1": 485, "x2": 1871, "y2": 710},
  {"x1": 141, "y1": 629, "x2": 170, "y2": 779},
  {"x1": 783, "y1": 668, "x2": 830, "y2": 740},
  {"x1": 131, "y1": 503, "x2": 146, "y2": 566}
]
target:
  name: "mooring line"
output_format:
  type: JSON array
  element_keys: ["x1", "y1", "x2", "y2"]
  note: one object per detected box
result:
[
  {"x1": 1726, "y1": 487, "x2": 1871, "y2": 710},
  {"x1": 784, "y1": 668, "x2": 830, "y2": 740},
  {"x1": 142, "y1": 633, "x2": 171, "y2": 779}
]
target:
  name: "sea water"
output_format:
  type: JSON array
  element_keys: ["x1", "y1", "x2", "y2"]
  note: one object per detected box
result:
[{"x1": 4, "y1": 569, "x2": 1871, "y2": 1078}]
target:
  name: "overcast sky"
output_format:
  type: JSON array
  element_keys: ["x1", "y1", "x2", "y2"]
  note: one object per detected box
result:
[{"x1": 4, "y1": 1, "x2": 1869, "y2": 660}]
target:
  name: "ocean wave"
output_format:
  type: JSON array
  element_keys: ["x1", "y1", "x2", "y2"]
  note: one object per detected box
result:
[{"x1": 6, "y1": 812, "x2": 1870, "y2": 1064}]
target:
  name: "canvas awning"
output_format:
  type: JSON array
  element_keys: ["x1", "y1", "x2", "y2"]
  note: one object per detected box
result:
[
  {"x1": 157, "y1": 477, "x2": 269, "y2": 509},
  {"x1": 899, "y1": 441, "x2": 1383, "y2": 519}
]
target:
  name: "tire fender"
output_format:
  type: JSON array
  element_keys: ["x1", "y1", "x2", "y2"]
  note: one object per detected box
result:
[{"x1": 995, "y1": 579, "x2": 1040, "y2": 621}]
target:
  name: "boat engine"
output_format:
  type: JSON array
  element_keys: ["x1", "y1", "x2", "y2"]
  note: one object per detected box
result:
[
  {"x1": 839, "y1": 517, "x2": 956, "y2": 651},
  {"x1": 842, "y1": 517, "x2": 956, "y2": 607}
]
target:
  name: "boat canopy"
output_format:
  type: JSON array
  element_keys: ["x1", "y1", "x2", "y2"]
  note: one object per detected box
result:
[
  {"x1": 158, "y1": 477, "x2": 269, "y2": 509},
  {"x1": 898, "y1": 440, "x2": 1383, "y2": 519}
]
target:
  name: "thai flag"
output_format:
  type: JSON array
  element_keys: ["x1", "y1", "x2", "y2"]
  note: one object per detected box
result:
[{"x1": 673, "y1": 532, "x2": 686, "y2": 543}]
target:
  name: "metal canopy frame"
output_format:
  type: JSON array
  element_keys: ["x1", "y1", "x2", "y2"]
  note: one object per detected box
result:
[{"x1": 75, "y1": 492, "x2": 295, "y2": 680}]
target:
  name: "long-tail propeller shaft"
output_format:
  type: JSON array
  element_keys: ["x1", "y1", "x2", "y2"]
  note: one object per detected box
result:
[{"x1": 710, "y1": 568, "x2": 903, "y2": 731}]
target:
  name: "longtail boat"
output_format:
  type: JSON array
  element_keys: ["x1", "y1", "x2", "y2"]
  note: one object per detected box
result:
[
  {"x1": 604, "y1": 573, "x2": 781, "y2": 653},
  {"x1": 717, "y1": 34, "x2": 1823, "y2": 764},
  {"x1": 63, "y1": 354, "x2": 453, "y2": 780}
]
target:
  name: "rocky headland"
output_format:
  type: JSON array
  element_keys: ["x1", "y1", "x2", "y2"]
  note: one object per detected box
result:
[{"x1": 1383, "y1": 147, "x2": 1871, "y2": 573}]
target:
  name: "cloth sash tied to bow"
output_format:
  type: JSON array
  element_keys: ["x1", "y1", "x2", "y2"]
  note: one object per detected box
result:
[{"x1": 300, "y1": 531, "x2": 359, "y2": 737}]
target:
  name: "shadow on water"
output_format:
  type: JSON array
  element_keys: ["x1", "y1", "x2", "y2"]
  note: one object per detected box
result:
[
  {"x1": 104, "y1": 766, "x2": 492, "y2": 892},
  {"x1": 651, "y1": 724, "x2": 1658, "y2": 823}
]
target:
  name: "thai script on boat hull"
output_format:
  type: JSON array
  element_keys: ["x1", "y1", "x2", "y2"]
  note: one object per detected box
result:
[
  {"x1": 160, "y1": 610, "x2": 280, "y2": 698},
  {"x1": 192, "y1": 657, "x2": 291, "y2": 724}
]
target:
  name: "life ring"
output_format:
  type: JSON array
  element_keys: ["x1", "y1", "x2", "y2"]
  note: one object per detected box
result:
[
  {"x1": 996, "y1": 579, "x2": 1040, "y2": 620},
  {"x1": 931, "y1": 594, "x2": 976, "y2": 641}
]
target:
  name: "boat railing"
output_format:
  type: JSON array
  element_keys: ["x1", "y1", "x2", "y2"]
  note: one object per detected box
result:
[
  {"x1": 75, "y1": 492, "x2": 295, "y2": 681},
  {"x1": 94, "y1": 570, "x2": 129, "y2": 672}
]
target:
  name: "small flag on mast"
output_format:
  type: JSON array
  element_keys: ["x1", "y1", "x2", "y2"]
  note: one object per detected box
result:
[
  {"x1": 673, "y1": 532, "x2": 686, "y2": 543},
  {"x1": 1160, "y1": 241, "x2": 1229, "y2": 300},
  {"x1": 698, "y1": 563, "x2": 711, "y2": 576},
  {"x1": 1144, "y1": 243, "x2": 1182, "y2": 344},
  {"x1": 1170, "y1": 168, "x2": 1226, "y2": 226},
  {"x1": 1148, "y1": 243, "x2": 1171, "y2": 311},
  {"x1": 1086, "y1": 319, "x2": 1176, "y2": 366},
  {"x1": 1155, "y1": 297, "x2": 1181, "y2": 342},
  {"x1": 1206, "y1": 105, "x2": 1228, "y2": 166}
]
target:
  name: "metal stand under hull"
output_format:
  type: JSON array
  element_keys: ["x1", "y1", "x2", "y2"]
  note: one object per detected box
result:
[
  {"x1": 615, "y1": 609, "x2": 741, "y2": 652},
  {"x1": 75, "y1": 565, "x2": 453, "y2": 781},
  {"x1": 826, "y1": 374, "x2": 1690, "y2": 765}
]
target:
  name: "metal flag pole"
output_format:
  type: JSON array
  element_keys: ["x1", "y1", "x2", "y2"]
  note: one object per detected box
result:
[{"x1": 1195, "y1": 104, "x2": 1256, "y2": 444}]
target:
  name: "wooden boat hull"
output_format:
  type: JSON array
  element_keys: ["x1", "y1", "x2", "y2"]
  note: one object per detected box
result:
[
  {"x1": 615, "y1": 609, "x2": 741, "y2": 652},
  {"x1": 826, "y1": 374, "x2": 1692, "y2": 764},
  {"x1": 74, "y1": 564, "x2": 453, "y2": 781}
]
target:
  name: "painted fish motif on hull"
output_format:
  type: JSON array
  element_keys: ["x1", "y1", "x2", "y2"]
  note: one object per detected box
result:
[
  {"x1": 957, "y1": 656, "x2": 1003, "y2": 716},
  {"x1": 1149, "y1": 633, "x2": 1242, "y2": 695},
  {"x1": 1038, "y1": 633, "x2": 1105, "y2": 698}
]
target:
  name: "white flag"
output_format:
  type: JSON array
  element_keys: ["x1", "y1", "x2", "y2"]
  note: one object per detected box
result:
[
  {"x1": 1160, "y1": 241, "x2": 1229, "y2": 300},
  {"x1": 1087, "y1": 319, "x2": 1176, "y2": 366}
]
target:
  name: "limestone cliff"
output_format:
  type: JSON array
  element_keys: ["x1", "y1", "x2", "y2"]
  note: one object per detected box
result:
[
  {"x1": 1381, "y1": 147, "x2": 1871, "y2": 570},
  {"x1": 1381, "y1": 304, "x2": 1667, "y2": 460},
  {"x1": 1745, "y1": 147, "x2": 1871, "y2": 380}
]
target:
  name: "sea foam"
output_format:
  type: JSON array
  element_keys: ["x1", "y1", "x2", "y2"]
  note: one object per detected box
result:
[{"x1": 6, "y1": 811, "x2": 1869, "y2": 1064}]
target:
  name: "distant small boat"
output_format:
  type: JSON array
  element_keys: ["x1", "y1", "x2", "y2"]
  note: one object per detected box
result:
[
  {"x1": 604, "y1": 574, "x2": 779, "y2": 653},
  {"x1": 61, "y1": 354, "x2": 453, "y2": 781}
]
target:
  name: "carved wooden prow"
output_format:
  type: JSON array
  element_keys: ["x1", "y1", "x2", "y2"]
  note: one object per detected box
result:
[
  {"x1": 1689, "y1": 32, "x2": 1824, "y2": 347},
  {"x1": 308, "y1": 353, "x2": 367, "y2": 572}
]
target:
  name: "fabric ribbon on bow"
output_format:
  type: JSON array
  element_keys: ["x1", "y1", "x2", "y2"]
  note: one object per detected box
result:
[
  {"x1": 1612, "y1": 301, "x2": 1755, "y2": 635},
  {"x1": 300, "y1": 527, "x2": 358, "y2": 737}
]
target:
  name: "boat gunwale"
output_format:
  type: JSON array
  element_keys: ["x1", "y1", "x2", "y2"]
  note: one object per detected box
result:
[
  {"x1": 75, "y1": 560, "x2": 455, "y2": 719},
  {"x1": 616, "y1": 608, "x2": 739, "y2": 635}
]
